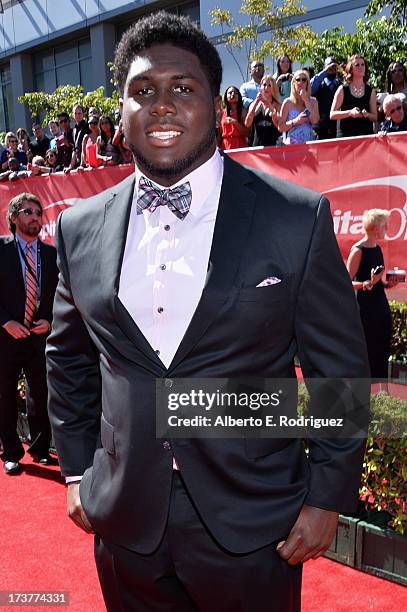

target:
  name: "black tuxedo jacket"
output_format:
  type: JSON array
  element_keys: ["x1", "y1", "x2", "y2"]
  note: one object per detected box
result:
[
  {"x1": 0, "y1": 236, "x2": 58, "y2": 349},
  {"x1": 47, "y1": 156, "x2": 369, "y2": 554}
]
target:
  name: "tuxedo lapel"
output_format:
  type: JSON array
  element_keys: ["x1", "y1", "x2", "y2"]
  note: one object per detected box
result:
[
  {"x1": 168, "y1": 156, "x2": 257, "y2": 372},
  {"x1": 100, "y1": 178, "x2": 164, "y2": 370}
]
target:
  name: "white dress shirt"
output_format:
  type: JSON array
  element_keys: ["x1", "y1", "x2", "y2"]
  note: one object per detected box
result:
[
  {"x1": 66, "y1": 150, "x2": 224, "y2": 482},
  {"x1": 118, "y1": 150, "x2": 224, "y2": 368}
]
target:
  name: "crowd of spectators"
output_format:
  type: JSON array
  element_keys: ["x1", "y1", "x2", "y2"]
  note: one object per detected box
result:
[
  {"x1": 1, "y1": 55, "x2": 407, "y2": 182},
  {"x1": 0, "y1": 104, "x2": 133, "y2": 182},
  {"x1": 218, "y1": 55, "x2": 407, "y2": 150}
]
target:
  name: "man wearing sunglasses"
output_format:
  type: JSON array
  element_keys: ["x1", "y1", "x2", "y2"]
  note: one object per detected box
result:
[
  {"x1": 56, "y1": 112, "x2": 74, "y2": 168},
  {"x1": 380, "y1": 93, "x2": 407, "y2": 133},
  {"x1": 0, "y1": 193, "x2": 58, "y2": 474}
]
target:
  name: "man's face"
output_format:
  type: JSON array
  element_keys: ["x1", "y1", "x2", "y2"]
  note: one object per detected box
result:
[
  {"x1": 326, "y1": 64, "x2": 337, "y2": 79},
  {"x1": 74, "y1": 107, "x2": 84, "y2": 124},
  {"x1": 121, "y1": 44, "x2": 219, "y2": 185},
  {"x1": 250, "y1": 61, "x2": 264, "y2": 82},
  {"x1": 12, "y1": 201, "x2": 42, "y2": 240},
  {"x1": 49, "y1": 122, "x2": 60, "y2": 137},
  {"x1": 33, "y1": 125, "x2": 44, "y2": 141}
]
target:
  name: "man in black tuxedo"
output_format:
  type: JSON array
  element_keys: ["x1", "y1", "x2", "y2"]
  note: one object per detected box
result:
[
  {"x1": 0, "y1": 193, "x2": 58, "y2": 474},
  {"x1": 47, "y1": 12, "x2": 369, "y2": 612}
]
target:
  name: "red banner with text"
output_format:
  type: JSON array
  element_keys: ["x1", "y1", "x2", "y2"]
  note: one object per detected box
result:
[{"x1": 1, "y1": 133, "x2": 406, "y2": 300}]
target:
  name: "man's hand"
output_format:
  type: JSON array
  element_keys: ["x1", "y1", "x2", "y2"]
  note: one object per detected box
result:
[
  {"x1": 276, "y1": 504, "x2": 338, "y2": 565},
  {"x1": 2, "y1": 320, "x2": 30, "y2": 339},
  {"x1": 67, "y1": 483, "x2": 94, "y2": 533},
  {"x1": 30, "y1": 319, "x2": 51, "y2": 335}
]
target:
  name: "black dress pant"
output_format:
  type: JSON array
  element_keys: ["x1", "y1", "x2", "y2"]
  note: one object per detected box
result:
[
  {"x1": 0, "y1": 333, "x2": 51, "y2": 462},
  {"x1": 95, "y1": 472, "x2": 302, "y2": 612}
]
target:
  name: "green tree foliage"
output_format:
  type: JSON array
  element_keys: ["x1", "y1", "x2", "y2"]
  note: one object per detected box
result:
[
  {"x1": 18, "y1": 85, "x2": 120, "y2": 126},
  {"x1": 209, "y1": 0, "x2": 318, "y2": 80},
  {"x1": 366, "y1": 0, "x2": 407, "y2": 25},
  {"x1": 299, "y1": 17, "x2": 407, "y2": 90}
]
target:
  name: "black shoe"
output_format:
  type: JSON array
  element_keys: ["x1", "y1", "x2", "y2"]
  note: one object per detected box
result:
[
  {"x1": 31, "y1": 454, "x2": 58, "y2": 466},
  {"x1": 4, "y1": 460, "x2": 21, "y2": 475}
]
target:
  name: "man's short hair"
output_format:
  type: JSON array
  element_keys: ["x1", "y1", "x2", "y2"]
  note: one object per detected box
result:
[
  {"x1": 7, "y1": 192, "x2": 42, "y2": 234},
  {"x1": 57, "y1": 111, "x2": 70, "y2": 121},
  {"x1": 114, "y1": 11, "x2": 222, "y2": 97}
]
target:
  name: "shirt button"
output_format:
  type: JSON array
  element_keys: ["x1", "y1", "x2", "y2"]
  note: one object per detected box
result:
[
  {"x1": 163, "y1": 440, "x2": 171, "y2": 450},
  {"x1": 165, "y1": 379, "x2": 173, "y2": 388},
  {"x1": 155, "y1": 349, "x2": 160, "y2": 355},
  {"x1": 157, "y1": 306, "x2": 164, "y2": 313},
  {"x1": 160, "y1": 264, "x2": 166, "y2": 271},
  {"x1": 164, "y1": 224, "x2": 170, "y2": 231}
]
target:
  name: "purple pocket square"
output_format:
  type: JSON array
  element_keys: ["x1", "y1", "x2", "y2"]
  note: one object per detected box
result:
[{"x1": 256, "y1": 277, "x2": 282, "y2": 287}]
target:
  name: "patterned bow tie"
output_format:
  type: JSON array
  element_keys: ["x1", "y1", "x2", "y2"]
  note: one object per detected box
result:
[{"x1": 137, "y1": 176, "x2": 192, "y2": 220}]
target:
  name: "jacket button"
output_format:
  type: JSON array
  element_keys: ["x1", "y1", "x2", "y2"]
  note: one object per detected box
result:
[
  {"x1": 165, "y1": 379, "x2": 173, "y2": 388},
  {"x1": 163, "y1": 441, "x2": 171, "y2": 450}
]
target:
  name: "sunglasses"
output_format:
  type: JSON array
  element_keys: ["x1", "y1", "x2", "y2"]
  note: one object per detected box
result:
[
  {"x1": 391, "y1": 67, "x2": 404, "y2": 73},
  {"x1": 59, "y1": 118, "x2": 68, "y2": 123},
  {"x1": 353, "y1": 62, "x2": 365, "y2": 68},
  {"x1": 390, "y1": 105, "x2": 403, "y2": 114},
  {"x1": 9, "y1": 139, "x2": 17, "y2": 143},
  {"x1": 47, "y1": 153, "x2": 56, "y2": 157},
  {"x1": 295, "y1": 77, "x2": 308, "y2": 83},
  {"x1": 17, "y1": 208, "x2": 42, "y2": 217}
]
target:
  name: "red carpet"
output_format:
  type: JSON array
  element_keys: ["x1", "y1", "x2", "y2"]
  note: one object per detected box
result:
[{"x1": 0, "y1": 448, "x2": 405, "y2": 611}]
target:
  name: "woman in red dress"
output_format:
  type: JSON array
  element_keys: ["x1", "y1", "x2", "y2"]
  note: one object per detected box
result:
[{"x1": 220, "y1": 86, "x2": 250, "y2": 150}]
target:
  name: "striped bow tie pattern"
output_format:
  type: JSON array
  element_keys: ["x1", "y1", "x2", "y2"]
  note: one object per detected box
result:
[{"x1": 137, "y1": 176, "x2": 192, "y2": 220}]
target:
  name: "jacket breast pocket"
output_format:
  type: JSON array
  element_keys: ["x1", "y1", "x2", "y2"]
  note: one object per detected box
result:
[
  {"x1": 100, "y1": 414, "x2": 115, "y2": 455},
  {"x1": 238, "y1": 275, "x2": 293, "y2": 304}
]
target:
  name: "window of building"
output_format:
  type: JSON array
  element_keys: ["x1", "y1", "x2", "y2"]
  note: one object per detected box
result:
[
  {"x1": 34, "y1": 38, "x2": 92, "y2": 94},
  {"x1": 0, "y1": 65, "x2": 14, "y2": 133}
]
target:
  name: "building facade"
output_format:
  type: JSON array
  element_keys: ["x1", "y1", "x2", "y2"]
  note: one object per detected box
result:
[{"x1": 0, "y1": 0, "x2": 370, "y2": 133}]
